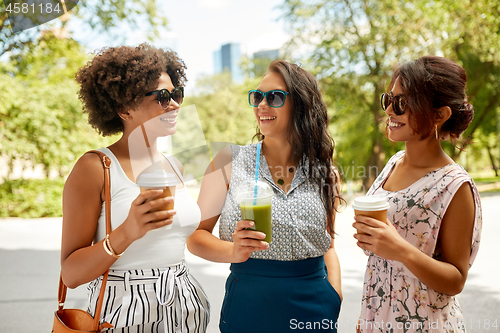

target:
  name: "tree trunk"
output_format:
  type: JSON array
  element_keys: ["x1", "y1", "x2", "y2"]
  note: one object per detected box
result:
[
  {"x1": 362, "y1": 85, "x2": 386, "y2": 191},
  {"x1": 487, "y1": 145, "x2": 499, "y2": 177},
  {"x1": 362, "y1": 134, "x2": 385, "y2": 191},
  {"x1": 451, "y1": 91, "x2": 499, "y2": 161}
]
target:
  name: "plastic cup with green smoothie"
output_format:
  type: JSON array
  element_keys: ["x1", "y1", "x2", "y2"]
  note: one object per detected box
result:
[{"x1": 236, "y1": 180, "x2": 273, "y2": 244}]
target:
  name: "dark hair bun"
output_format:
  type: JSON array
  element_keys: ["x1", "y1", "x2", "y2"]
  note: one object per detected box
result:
[{"x1": 442, "y1": 102, "x2": 474, "y2": 139}]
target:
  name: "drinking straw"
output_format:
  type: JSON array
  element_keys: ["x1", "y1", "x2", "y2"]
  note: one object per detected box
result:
[
  {"x1": 254, "y1": 143, "x2": 261, "y2": 205},
  {"x1": 208, "y1": 143, "x2": 215, "y2": 173},
  {"x1": 140, "y1": 124, "x2": 155, "y2": 165}
]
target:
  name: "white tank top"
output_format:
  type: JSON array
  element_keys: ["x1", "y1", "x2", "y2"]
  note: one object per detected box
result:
[{"x1": 94, "y1": 148, "x2": 201, "y2": 270}]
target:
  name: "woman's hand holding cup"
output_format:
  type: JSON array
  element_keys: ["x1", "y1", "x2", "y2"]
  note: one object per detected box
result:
[
  {"x1": 122, "y1": 189, "x2": 176, "y2": 241},
  {"x1": 231, "y1": 220, "x2": 269, "y2": 263},
  {"x1": 352, "y1": 195, "x2": 390, "y2": 235},
  {"x1": 352, "y1": 195, "x2": 411, "y2": 261}
]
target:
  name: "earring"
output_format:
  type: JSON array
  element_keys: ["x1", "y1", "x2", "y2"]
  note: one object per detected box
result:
[{"x1": 435, "y1": 125, "x2": 438, "y2": 140}]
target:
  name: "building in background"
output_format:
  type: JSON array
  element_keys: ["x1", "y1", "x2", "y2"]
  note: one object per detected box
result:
[
  {"x1": 213, "y1": 43, "x2": 243, "y2": 82},
  {"x1": 253, "y1": 49, "x2": 280, "y2": 60},
  {"x1": 251, "y1": 48, "x2": 281, "y2": 77}
]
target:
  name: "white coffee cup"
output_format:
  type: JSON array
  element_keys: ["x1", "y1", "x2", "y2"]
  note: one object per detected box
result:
[
  {"x1": 136, "y1": 169, "x2": 178, "y2": 229},
  {"x1": 352, "y1": 195, "x2": 390, "y2": 233}
]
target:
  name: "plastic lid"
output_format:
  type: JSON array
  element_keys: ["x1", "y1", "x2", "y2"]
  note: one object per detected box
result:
[
  {"x1": 236, "y1": 180, "x2": 273, "y2": 203},
  {"x1": 352, "y1": 195, "x2": 390, "y2": 211},
  {"x1": 136, "y1": 169, "x2": 178, "y2": 188}
]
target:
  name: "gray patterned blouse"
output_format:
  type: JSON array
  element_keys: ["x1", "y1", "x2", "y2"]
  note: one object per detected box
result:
[{"x1": 219, "y1": 143, "x2": 332, "y2": 261}]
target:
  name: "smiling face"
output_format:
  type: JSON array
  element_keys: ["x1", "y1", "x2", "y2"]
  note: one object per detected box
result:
[
  {"x1": 385, "y1": 77, "x2": 418, "y2": 143},
  {"x1": 254, "y1": 71, "x2": 292, "y2": 140},
  {"x1": 128, "y1": 72, "x2": 180, "y2": 137}
]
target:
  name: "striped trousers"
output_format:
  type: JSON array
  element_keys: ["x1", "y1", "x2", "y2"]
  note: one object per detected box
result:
[{"x1": 87, "y1": 261, "x2": 210, "y2": 333}]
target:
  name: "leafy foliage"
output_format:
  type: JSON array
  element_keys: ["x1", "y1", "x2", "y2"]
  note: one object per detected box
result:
[
  {"x1": 1, "y1": 0, "x2": 164, "y2": 217},
  {"x1": 240, "y1": 55, "x2": 280, "y2": 80},
  {"x1": 0, "y1": 178, "x2": 65, "y2": 217},
  {"x1": 172, "y1": 73, "x2": 261, "y2": 180},
  {"x1": 0, "y1": 34, "x2": 115, "y2": 180},
  {"x1": 0, "y1": 0, "x2": 168, "y2": 56},
  {"x1": 281, "y1": 0, "x2": 500, "y2": 184},
  {"x1": 452, "y1": 44, "x2": 500, "y2": 162},
  {"x1": 0, "y1": 34, "x2": 115, "y2": 217},
  {"x1": 184, "y1": 72, "x2": 260, "y2": 146},
  {"x1": 9, "y1": 33, "x2": 89, "y2": 84}
]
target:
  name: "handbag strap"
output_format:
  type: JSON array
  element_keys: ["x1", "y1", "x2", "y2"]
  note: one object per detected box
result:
[{"x1": 57, "y1": 150, "x2": 113, "y2": 330}]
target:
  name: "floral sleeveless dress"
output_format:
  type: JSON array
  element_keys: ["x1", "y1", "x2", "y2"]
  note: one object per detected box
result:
[{"x1": 359, "y1": 151, "x2": 482, "y2": 333}]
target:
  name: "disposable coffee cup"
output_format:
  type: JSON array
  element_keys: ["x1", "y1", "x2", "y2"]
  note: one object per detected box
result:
[
  {"x1": 236, "y1": 180, "x2": 273, "y2": 244},
  {"x1": 352, "y1": 195, "x2": 390, "y2": 234},
  {"x1": 136, "y1": 169, "x2": 178, "y2": 228}
]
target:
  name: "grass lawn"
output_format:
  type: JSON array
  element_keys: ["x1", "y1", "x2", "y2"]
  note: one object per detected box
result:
[{"x1": 469, "y1": 169, "x2": 499, "y2": 184}]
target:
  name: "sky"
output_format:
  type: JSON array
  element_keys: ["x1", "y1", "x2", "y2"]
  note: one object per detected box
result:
[{"x1": 68, "y1": 0, "x2": 290, "y2": 90}]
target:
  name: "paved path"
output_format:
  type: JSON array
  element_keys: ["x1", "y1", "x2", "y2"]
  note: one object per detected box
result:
[{"x1": 0, "y1": 193, "x2": 499, "y2": 332}]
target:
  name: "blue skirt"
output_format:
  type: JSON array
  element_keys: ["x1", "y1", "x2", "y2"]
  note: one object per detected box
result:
[{"x1": 219, "y1": 256, "x2": 341, "y2": 333}]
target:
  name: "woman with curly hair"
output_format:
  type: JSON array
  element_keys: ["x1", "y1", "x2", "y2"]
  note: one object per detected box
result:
[
  {"x1": 188, "y1": 60, "x2": 342, "y2": 332},
  {"x1": 353, "y1": 56, "x2": 482, "y2": 332},
  {"x1": 61, "y1": 43, "x2": 209, "y2": 332}
]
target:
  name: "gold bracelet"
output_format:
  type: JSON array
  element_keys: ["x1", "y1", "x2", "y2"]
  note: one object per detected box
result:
[
  {"x1": 103, "y1": 234, "x2": 124, "y2": 259},
  {"x1": 102, "y1": 238, "x2": 114, "y2": 257}
]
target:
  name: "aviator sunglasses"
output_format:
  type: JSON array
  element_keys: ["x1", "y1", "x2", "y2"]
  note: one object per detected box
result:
[
  {"x1": 145, "y1": 86, "x2": 184, "y2": 109},
  {"x1": 380, "y1": 92, "x2": 407, "y2": 115},
  {"x1": 248, "y1": 89, "x2": 289, "y2": 108}
]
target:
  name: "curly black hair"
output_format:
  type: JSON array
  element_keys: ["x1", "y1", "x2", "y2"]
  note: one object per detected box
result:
[{"x1": 75, "y1": 43, "x2": 187, "y2": 136}]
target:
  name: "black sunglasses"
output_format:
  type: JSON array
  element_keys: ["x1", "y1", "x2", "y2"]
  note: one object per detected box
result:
[
  {"x1": 380, "y1": 92, "x2": 407, "y2": 115},
  {"x1": 145, "y1": 87, "x2": 184, "y2": 109},
  {"x1": 248, "y1": 89, "x2": 289, "y2": 108}
]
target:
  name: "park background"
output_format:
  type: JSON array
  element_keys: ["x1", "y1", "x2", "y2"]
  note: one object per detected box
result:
[{"x1": 1, "y1": 0, "x2": 500, "y2": 332}]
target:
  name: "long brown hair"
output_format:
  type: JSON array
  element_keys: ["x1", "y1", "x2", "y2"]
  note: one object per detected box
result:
[{"x1": 256, "y1": 60, "x2": 341, "y2": 235}]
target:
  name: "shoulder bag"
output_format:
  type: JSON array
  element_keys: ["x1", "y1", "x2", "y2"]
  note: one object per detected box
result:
[{"x1": 52, "y1": 150, "x2": 114, "y2": 332}]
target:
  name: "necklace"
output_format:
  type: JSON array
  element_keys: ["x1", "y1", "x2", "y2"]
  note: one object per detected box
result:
[{"x1": 277, "y1": 167, "x2": 295, "y2": 186}]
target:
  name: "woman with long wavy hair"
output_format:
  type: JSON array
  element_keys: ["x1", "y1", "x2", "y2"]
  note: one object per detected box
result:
[{"x1": 188, "y1": 60, "x2": 342, "y2": 332}]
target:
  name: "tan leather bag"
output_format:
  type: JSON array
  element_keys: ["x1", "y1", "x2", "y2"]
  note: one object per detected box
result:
[{"x1": 52, "y1": 150, "x2": 114, "y2": 332}]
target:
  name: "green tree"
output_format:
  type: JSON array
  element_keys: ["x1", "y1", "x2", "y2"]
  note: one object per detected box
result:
[
  {"x1": 0, "y1": 33, "x2": 115, "y2": 180},
  {"x1": 0, "y1": 0, "x2": 167, "y2": 56},
  {"x1": 174, "y1": 73, "x2": 261, "y2": 180},
  {"x1": 9, "y1": 32, "x2": 88, "y2": 84},
  {"x1": 281, "y1": 0, "x2": 500, "y2": 186},
  {"x1": 0, "y1": 1, "x2": 168, "y2": 217},
  {"x1": 450, "y1": 42, "x2": 500, "y2": 167},
  {"x1": 0, "y1": 33, "x2": 117, "y2": 217},
  {"x1": 240, "y1": 55, "x2": 280, "y2": 80},
  {"x1": 185, "y1": 72, "x2": 260, "y2": 146}
]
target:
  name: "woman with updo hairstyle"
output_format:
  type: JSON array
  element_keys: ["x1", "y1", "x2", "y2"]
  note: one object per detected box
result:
[
  {"x1": 353, "y1": 56, "x2": 482, "y2": 332},
  {"x1": 61, "y1": 43, "x2": 210, "y2": 332}
]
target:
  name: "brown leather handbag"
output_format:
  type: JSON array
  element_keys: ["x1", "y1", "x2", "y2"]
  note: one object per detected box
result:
[{"x1": 52, "y1": 150, "x2": 114, "y2": 332}]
